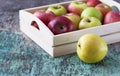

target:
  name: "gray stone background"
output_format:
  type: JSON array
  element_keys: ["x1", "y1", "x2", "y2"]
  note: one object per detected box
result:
[{"x1": 0, "y1": 0, "x2": 120, "y2": 76}]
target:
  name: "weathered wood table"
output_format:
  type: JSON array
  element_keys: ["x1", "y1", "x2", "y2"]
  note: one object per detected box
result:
[{"x1": 0, "y1": 0, "x2": 120, "y2": 76}]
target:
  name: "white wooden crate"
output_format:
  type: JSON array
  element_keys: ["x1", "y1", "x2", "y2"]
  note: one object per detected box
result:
[{"x1": 19, "y1": 0, "x2": 120, "y2": 57}]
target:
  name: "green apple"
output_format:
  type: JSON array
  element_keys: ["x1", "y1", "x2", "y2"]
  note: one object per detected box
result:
[
  {"x1": 47, "y1": 4, "x2": 67, "y2": 16},
  {"x1": 79, "y1": 17, "x2": 101, "y2": 29},
  {"x1": 64, "y1": 13, "x2": 81, "y2": 29},
  {"x1": 81, "y1": 7, "x2": 103, "y2": 21},
  {"x1": 68, "y1": 1, "x2": 88, "y2": 15},
  {"x1": 77, "y1": 34, "x2": 108, "y2": 63}
]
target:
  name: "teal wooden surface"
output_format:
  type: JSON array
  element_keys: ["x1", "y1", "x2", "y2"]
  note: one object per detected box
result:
[{"x1": 0, "y1": 0, "x2": 120, "y2": 76}]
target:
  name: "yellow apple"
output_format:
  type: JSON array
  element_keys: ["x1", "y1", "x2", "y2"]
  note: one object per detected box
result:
[
  {"x1": 64, "y1": 13, "x2": 81, "y2": 29},
  {"x1": 77, "y1": 34, "x2": 108, "y2": 63},
  {"x1": 79, "y1": 17, "x2": 102, "y2": 29}
]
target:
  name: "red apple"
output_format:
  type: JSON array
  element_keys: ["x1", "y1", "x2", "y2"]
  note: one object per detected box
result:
[
  {"x1": 87, "y1": 0, "x2": 101, "y2": 7},
  {"x1": 48, "y1": 16, "x2": 76, "y2": 35},
  {"x1": 63, "y1": 13, "x2": 81, "y2": 29},
  {"x1": 33, "y1": 10, "x2": 56, "y2": 26},
  {"x1": 67, "y1": 1, "x2": 88, "y2": 15},
  {"x1": 104, "y1": 11, "x2": 120, "y2": 24},
  {"x1": 95, "y1": 3, "x2": 112, "y2": 17}
]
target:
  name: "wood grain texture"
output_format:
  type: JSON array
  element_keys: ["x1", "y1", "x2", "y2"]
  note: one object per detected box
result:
[{"x1": 0, "y1": 0, "x2": 120, "y2": 76}]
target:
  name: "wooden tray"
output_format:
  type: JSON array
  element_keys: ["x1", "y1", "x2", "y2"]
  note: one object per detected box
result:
[{"x1": 19, "y1": 0, "x2": 120, "y2": 57}]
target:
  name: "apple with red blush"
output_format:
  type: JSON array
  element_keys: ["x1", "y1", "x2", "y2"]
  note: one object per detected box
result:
[
  {"x1": 87, "y1": 0, "x2": 101, "y2": 7},
  {"x1": 104, "y1": 11, "x2": 120, "y2": 24},
  {"x1": 95, "y1": 3, "x2": 112, "y2": 17},
  {"x1": 68, "y1": 1, "x2": 88, "y2": 15},
  {"x1": 33, "y1": 10, "x2": 56, "y2": 26},
  {"x1": 48, "y1": 16, "x2": 76, "y2": 35},
  {"x1": 63, "y1": 13, "x2": 81, "y2": 29}
]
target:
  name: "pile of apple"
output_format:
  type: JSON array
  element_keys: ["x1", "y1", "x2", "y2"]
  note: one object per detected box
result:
[{"x1": 33, "y1": 0, "x2": 120, "y2": 35}]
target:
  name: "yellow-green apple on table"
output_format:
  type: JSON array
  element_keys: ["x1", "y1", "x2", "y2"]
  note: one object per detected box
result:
[
  {"x1": 79, "y1": 17, "x2": 101, "y2": 29},
  {"x1": 63, "y1": 13, "x2": 81, "y2": 29},
  {"x1": 95, "y1": 3, "x2": 112, "y2": 17},
  {"x1": 67, "y1": 1, "x2": 88, "y2": 15},
  {"x1": 81, "y1": 7, "x2": 103, "y2": 21},
  {"x1": 104, "y1": 11, "x2": 120, "y2": 24},
  {"x1": 77, "y1": 34, "x2": 108, "y2": 63},
  {"x1": 46, "y1": 4, "x2": 67, "y2": 16},
  {"x1": 87, "y1": 0, "x2": 101, "y2": 7},
  {"x1": 48, "y1": 16, "x2": 76, "y2": 35},
  {"x1": 33, "y1": 10, "x2": 56, "y2": 26}
]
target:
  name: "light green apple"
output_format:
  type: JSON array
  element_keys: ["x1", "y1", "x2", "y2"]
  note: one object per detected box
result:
[
  {"x1": 79, "y1": 17, "x2": 101, "y2": 29},
  {"x1": 81, "y1": 7, "x2": 103, "y2": 21},
  {"x1": 47, "y1": 4, "x2": 67, "y2": 16},
  {"x1": 77, "y1": 34, "x2": 108, "y2": 63},
  {"x1": 64, "y1": 13, "x2": 81, "y2": 29}
]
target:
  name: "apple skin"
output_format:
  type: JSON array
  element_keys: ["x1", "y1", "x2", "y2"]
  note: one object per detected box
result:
[
  {"x1": 33, "y1": 10, "x2": 56, "y2": 26},
  {"x1": 87, "y1": 0, "x2": 101, "y2": 7},
  {"x1": 77, "y1": 34, "x2": 108, "y2": 63},
  {"x1": 63, "y1": 13, "x2": 81, "y2": 29},
  {"x1": 83, "y1": 0, "x2": 89, "y2": 2},
  {"x1": 46, "y1": 4, "x2": 67, "y2": 16},
  {"x1": 104, "y1": 11, "x2": 120, "y2": 24},
  {"x1": 81, "y1": 7, "x2": 103, "y2": 21},
  {"x1": 48, "y1": 16, "x2": 76, "y2": 35},
  {"x1": 95, "y1": 3, "x2": 112, "y2": 17},
  {"x1": 68, "y1": 1, "x2": 88, "y2": 15},
  {"x1": 79, "y1": 17, "x2": 101, "y2": 29}
]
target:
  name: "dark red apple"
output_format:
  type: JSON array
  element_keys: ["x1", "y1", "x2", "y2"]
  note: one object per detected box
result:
[
  {"x1": 95, "y1": 3, "x2": 112, "y2": 17},
  {"x1": 104, "y1": 11, "x2": 120, "y2": 24},
  {"x1": 87, "y1": 0, "x2": 101, "y2": 7},
  {"x1": 33, "y1": 10, "x2": 56, "y2": 26},
  {"x1": 48, "y1": 16, "x2": 76, "y2": 35}
]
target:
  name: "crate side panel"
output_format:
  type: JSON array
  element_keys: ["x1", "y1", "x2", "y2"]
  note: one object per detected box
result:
[
  {"x1": 54, "y1": 22, "x2": 120, "y2": 46},
  {"x1": 19, "y1": 10, "x2": 54, "y2": 56},
  {"x1": 19, "y1": 10, "x2": 54, "y2": 46},
  {"x1": 53, "y1": 32, "x2": 120, "y2": 57}
]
